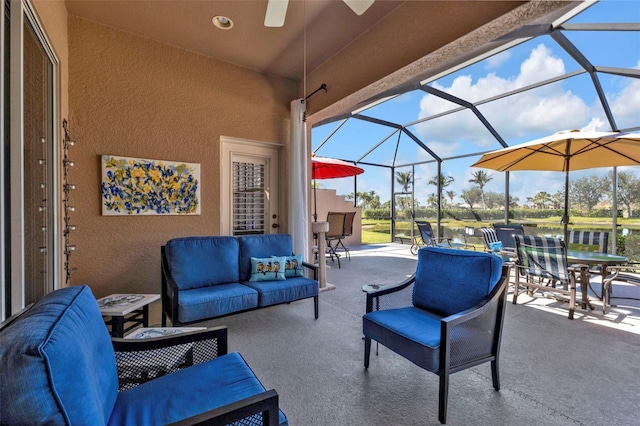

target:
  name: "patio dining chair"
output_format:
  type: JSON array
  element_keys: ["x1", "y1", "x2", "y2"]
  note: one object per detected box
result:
[
  {"x1": 325, "y1": 212, "x2": 345, "y2": 267},
  {"x1": 492, "y1": 223, "x2": 525, "y2": 253},
  {"x1": 602, "y1": 264, "x2": 640, "y2": 314},
  {"x1": 513, "y1": 235, "x2": 590, "y2": 319},
  {"x1": 332, "y1": 211, "x2": 355, "y2": 261},
  {"x1": 480, "y1": 227, "x2": 516, "y2": 260},
  {"x1": 567, "y1": 230, "x2": 609, "y2": 254},
  {"x1": 567, "y1": 230, "x2": 610, "y2": 277}
]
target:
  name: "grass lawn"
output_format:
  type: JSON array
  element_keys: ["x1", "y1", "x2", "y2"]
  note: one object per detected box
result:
[
  {"x1": 361, "y1": 229, "x2": 392, "y2": 244},
  {"x1": 360, "y1": 217, "x2": 640, "y2": 251}
]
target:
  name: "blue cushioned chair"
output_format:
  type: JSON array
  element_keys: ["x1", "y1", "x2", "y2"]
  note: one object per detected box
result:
[
  {"x1": 362, "y1": 247, "x2": 509, "y2": 424},
  {"x1": 0, "y1": 285, "x2": 287, "y2": 425}
]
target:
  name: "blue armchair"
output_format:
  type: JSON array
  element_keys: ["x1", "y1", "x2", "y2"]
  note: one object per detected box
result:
[
  {"x1": 0, "y1": 285, "x2": 287, "y2": 425},
  {"x1": 362, "y1": 247, "x2": 509, "y2": 424}
]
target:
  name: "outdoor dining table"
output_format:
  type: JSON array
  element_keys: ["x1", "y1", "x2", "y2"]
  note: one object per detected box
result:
[{"x1": 566, "y1": 250, "x2": 629, "y2": 309}]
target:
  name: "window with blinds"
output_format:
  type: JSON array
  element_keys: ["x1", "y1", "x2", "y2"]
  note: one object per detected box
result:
[{"x1": 232, "y1": 161, "x2": 266, "y2": 235}]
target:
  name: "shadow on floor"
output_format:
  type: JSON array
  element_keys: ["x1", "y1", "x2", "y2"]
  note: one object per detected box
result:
[{"x1": 198, "y1": 243, "x2": 640, "y2": 426}]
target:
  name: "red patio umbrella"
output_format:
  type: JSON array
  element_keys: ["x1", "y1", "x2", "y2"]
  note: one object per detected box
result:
[{"x1": 312, "y1": 156, "x2": 364, "y2": 221}]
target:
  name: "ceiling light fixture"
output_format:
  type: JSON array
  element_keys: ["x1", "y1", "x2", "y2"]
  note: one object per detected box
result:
[{"x1": 212, "y1": 15, "x2": 233, "y2": 30}]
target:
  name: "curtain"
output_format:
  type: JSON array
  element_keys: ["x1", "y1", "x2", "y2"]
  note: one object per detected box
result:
[{"x1": 289, "y1": 99, "x2": 309, "y2": 261}]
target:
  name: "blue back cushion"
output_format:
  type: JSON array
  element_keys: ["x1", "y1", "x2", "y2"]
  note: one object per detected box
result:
[
  {"x1": 165, "y1": 237, "x2": 240, "y2": 290},
  {"x1": 413, "y1": 247, "x2": 502, "y2": 317},
  {"x1": 238, "y1": 234, "x2": 292, "y2": 282},
  {"x1": 0, "y1": 285, "x2": 118, "y2": 425}
]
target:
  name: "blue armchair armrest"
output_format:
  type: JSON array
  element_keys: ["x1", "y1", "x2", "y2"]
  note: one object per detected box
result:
[{"x1": 112, "y1": 326, "x2": 286, "y2": 425}]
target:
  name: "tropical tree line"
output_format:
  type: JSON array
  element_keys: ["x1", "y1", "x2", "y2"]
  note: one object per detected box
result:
[{"x1": 345, "y1": 170, "x2": 640, "y2": 217}]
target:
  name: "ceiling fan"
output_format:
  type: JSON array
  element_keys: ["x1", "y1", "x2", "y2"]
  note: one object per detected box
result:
[{"x1": 265, "y1": 0, "x2": 375, "y2": 27}]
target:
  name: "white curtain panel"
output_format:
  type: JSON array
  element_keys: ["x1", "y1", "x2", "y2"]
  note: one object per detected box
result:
[{"x1": 289, "y1": 99, "x2": 309, "y2": 261}]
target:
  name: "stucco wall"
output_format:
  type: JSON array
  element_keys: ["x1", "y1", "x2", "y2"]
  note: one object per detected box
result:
[{"x1": 66, "y1": 16, "x2": 297, "y2": 321}]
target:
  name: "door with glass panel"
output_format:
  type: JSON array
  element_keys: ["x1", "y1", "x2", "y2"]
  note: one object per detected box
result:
[{"x1": 221, "y1": 138, "x2": 279, "y2": 236}]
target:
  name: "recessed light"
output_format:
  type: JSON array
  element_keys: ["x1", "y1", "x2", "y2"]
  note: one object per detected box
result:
[{"x1": 212, "y1": 15, "x2": 233, "y2": 30}]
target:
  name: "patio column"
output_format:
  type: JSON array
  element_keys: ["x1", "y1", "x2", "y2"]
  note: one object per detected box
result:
[{"x1": 312, "y1": 221, "x2": 333, "y2": 290}]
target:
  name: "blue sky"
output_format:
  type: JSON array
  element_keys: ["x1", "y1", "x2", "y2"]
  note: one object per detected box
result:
[{"x1": 311, "y1": 0, "x2": 640, "y2": 207}]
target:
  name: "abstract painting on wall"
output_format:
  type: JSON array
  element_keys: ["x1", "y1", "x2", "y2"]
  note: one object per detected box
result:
[{"x1": 101, "y1": 155, "x2": 200, "y2": 215}]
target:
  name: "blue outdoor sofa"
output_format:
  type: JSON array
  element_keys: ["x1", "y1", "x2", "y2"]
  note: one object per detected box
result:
[
  {"x1": 162, "y1": 234, "x2": 319, "y2": 326},
  {"x1": 0, "y1": 285, "x2": 287, "y2": 425}
]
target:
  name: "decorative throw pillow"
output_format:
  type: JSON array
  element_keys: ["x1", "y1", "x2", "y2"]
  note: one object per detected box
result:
[
  {"x1": 489, "y1": 241, "x2": 503, "y2": 252},
  {"x1": 273, "y1": 254, "x2": 304, "y2": 277},
  {"x1": 488, "y1": 241, "x2": 510, "y2": 262},
  {"x1": 249, "y1": 256, "x2": 286, "y2": 282}
]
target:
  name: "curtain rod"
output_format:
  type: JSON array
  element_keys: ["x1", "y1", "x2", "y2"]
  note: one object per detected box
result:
[{"x1": 305, "y1": 83, "x2": 327, "y2": 101}]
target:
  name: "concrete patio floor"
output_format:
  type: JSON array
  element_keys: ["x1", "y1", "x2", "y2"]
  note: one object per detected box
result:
[{"x1": 199, "y1": 243, "x2": 640, "y2": 425}]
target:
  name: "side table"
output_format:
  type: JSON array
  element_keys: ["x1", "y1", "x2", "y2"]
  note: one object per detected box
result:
[
  {"x1": 96, "y1": 293, "x2": 160, "y2": 338},
  {"x1": 124, "y1": 327, "x2": 206, "y2": 339}
]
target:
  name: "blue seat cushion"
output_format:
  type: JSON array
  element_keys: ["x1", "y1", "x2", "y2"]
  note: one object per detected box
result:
[
  {"x1": 413, "y1": 247, "x2": 502, "y2": 317},
  {"x1": 178, "y1": 283, "x2": 258, "y2": 323},
  {"x1": 363, "y1": 306, "x2": 443, "y2": 372},
  {"x1": 108, "y1": 352, "x2": 288, "y2": 425},
  {"x1": 243, "y1": 276, "x2": 318, "y2": 307},
  {"x1": 165, "y1": 237, "x2": 240, "y2": 290},
  {"x1": 238, "y1": 234, "x2": 293, "y2": 282},
  {"x1": 0, "y1": 285, "x2": 118, "y2": 425}
]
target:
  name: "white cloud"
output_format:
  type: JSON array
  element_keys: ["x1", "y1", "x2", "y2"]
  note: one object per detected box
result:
[
  {"x1": 485, "y1": 50, "x2": 511, "y2": 70},
  {"x1": 415, "y1": 44, "x2": 593, "y2": 146},
  {"x1": 319, "y1": 42, "x2": 639, "y2": 204},
  {"x1": 609, "y1": 76, "x2": 640, "y2": 130}
]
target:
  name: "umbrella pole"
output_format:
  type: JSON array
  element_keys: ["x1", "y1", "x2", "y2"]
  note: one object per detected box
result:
[
  {"x1": 563, "y1": 169, "x2": 570, "y2": 243},
  {"x1": 313, "y1": 178, "x2": 317, "y2": 222},
  {"x1": 563, "y1": 146, "x2": 571, "y2": 243},
  {"x1": 312, "y1": 165, "x2": 318, "y2": 222}
]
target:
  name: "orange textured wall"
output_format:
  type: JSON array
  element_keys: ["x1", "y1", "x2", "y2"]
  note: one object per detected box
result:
[{"x1": 66, "y1": 16, "x2": 297, "y2": 320}]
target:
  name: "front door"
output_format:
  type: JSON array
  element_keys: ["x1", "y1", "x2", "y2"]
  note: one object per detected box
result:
[{"x1": 221, "y1": 137, "x2": 280, "y2": 236}]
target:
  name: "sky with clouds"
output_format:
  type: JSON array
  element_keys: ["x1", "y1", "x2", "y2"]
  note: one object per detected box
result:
[{"x1": 311, "y1": 0, "x2": 640, "y2": 207}]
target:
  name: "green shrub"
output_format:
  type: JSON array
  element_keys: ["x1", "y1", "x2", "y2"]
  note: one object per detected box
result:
[
  {"x1": 620, "y1": 233, "x2": 640, "y2": 262},
  {"x1": 363, "y1": 209, "x2": 391, "y2": 220}
]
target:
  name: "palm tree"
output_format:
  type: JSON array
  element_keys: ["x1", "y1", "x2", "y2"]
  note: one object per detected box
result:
[
  {"x1": 395, "y1": 171, "x2": 413, "y2": 193},
  {"x1": 532, "y1": 191, "x2": 552, "y2": 209},
  {"x1": 428, "y1": 173, "x2": 454, "y2": 207},
  {"x1": 468, "y1": 170, "x2": 493, "y2": 209},
  {"x1": 445, "y1": 190, "x2": 456, "y2": 206},
  {"x1": 428, "y1": 173, "x2": 454, "y2": 189},
  {"x1": 395, "y1": 171, "x2": 413, "y2": 211}
]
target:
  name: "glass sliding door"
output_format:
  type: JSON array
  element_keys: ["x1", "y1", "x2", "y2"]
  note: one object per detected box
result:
[
  {"x1": 22, "y1": 17, "x2": 53, "y2": 305},
  {"x1": 1, "y1": 0, "x2": 58, "y2": 320}
]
